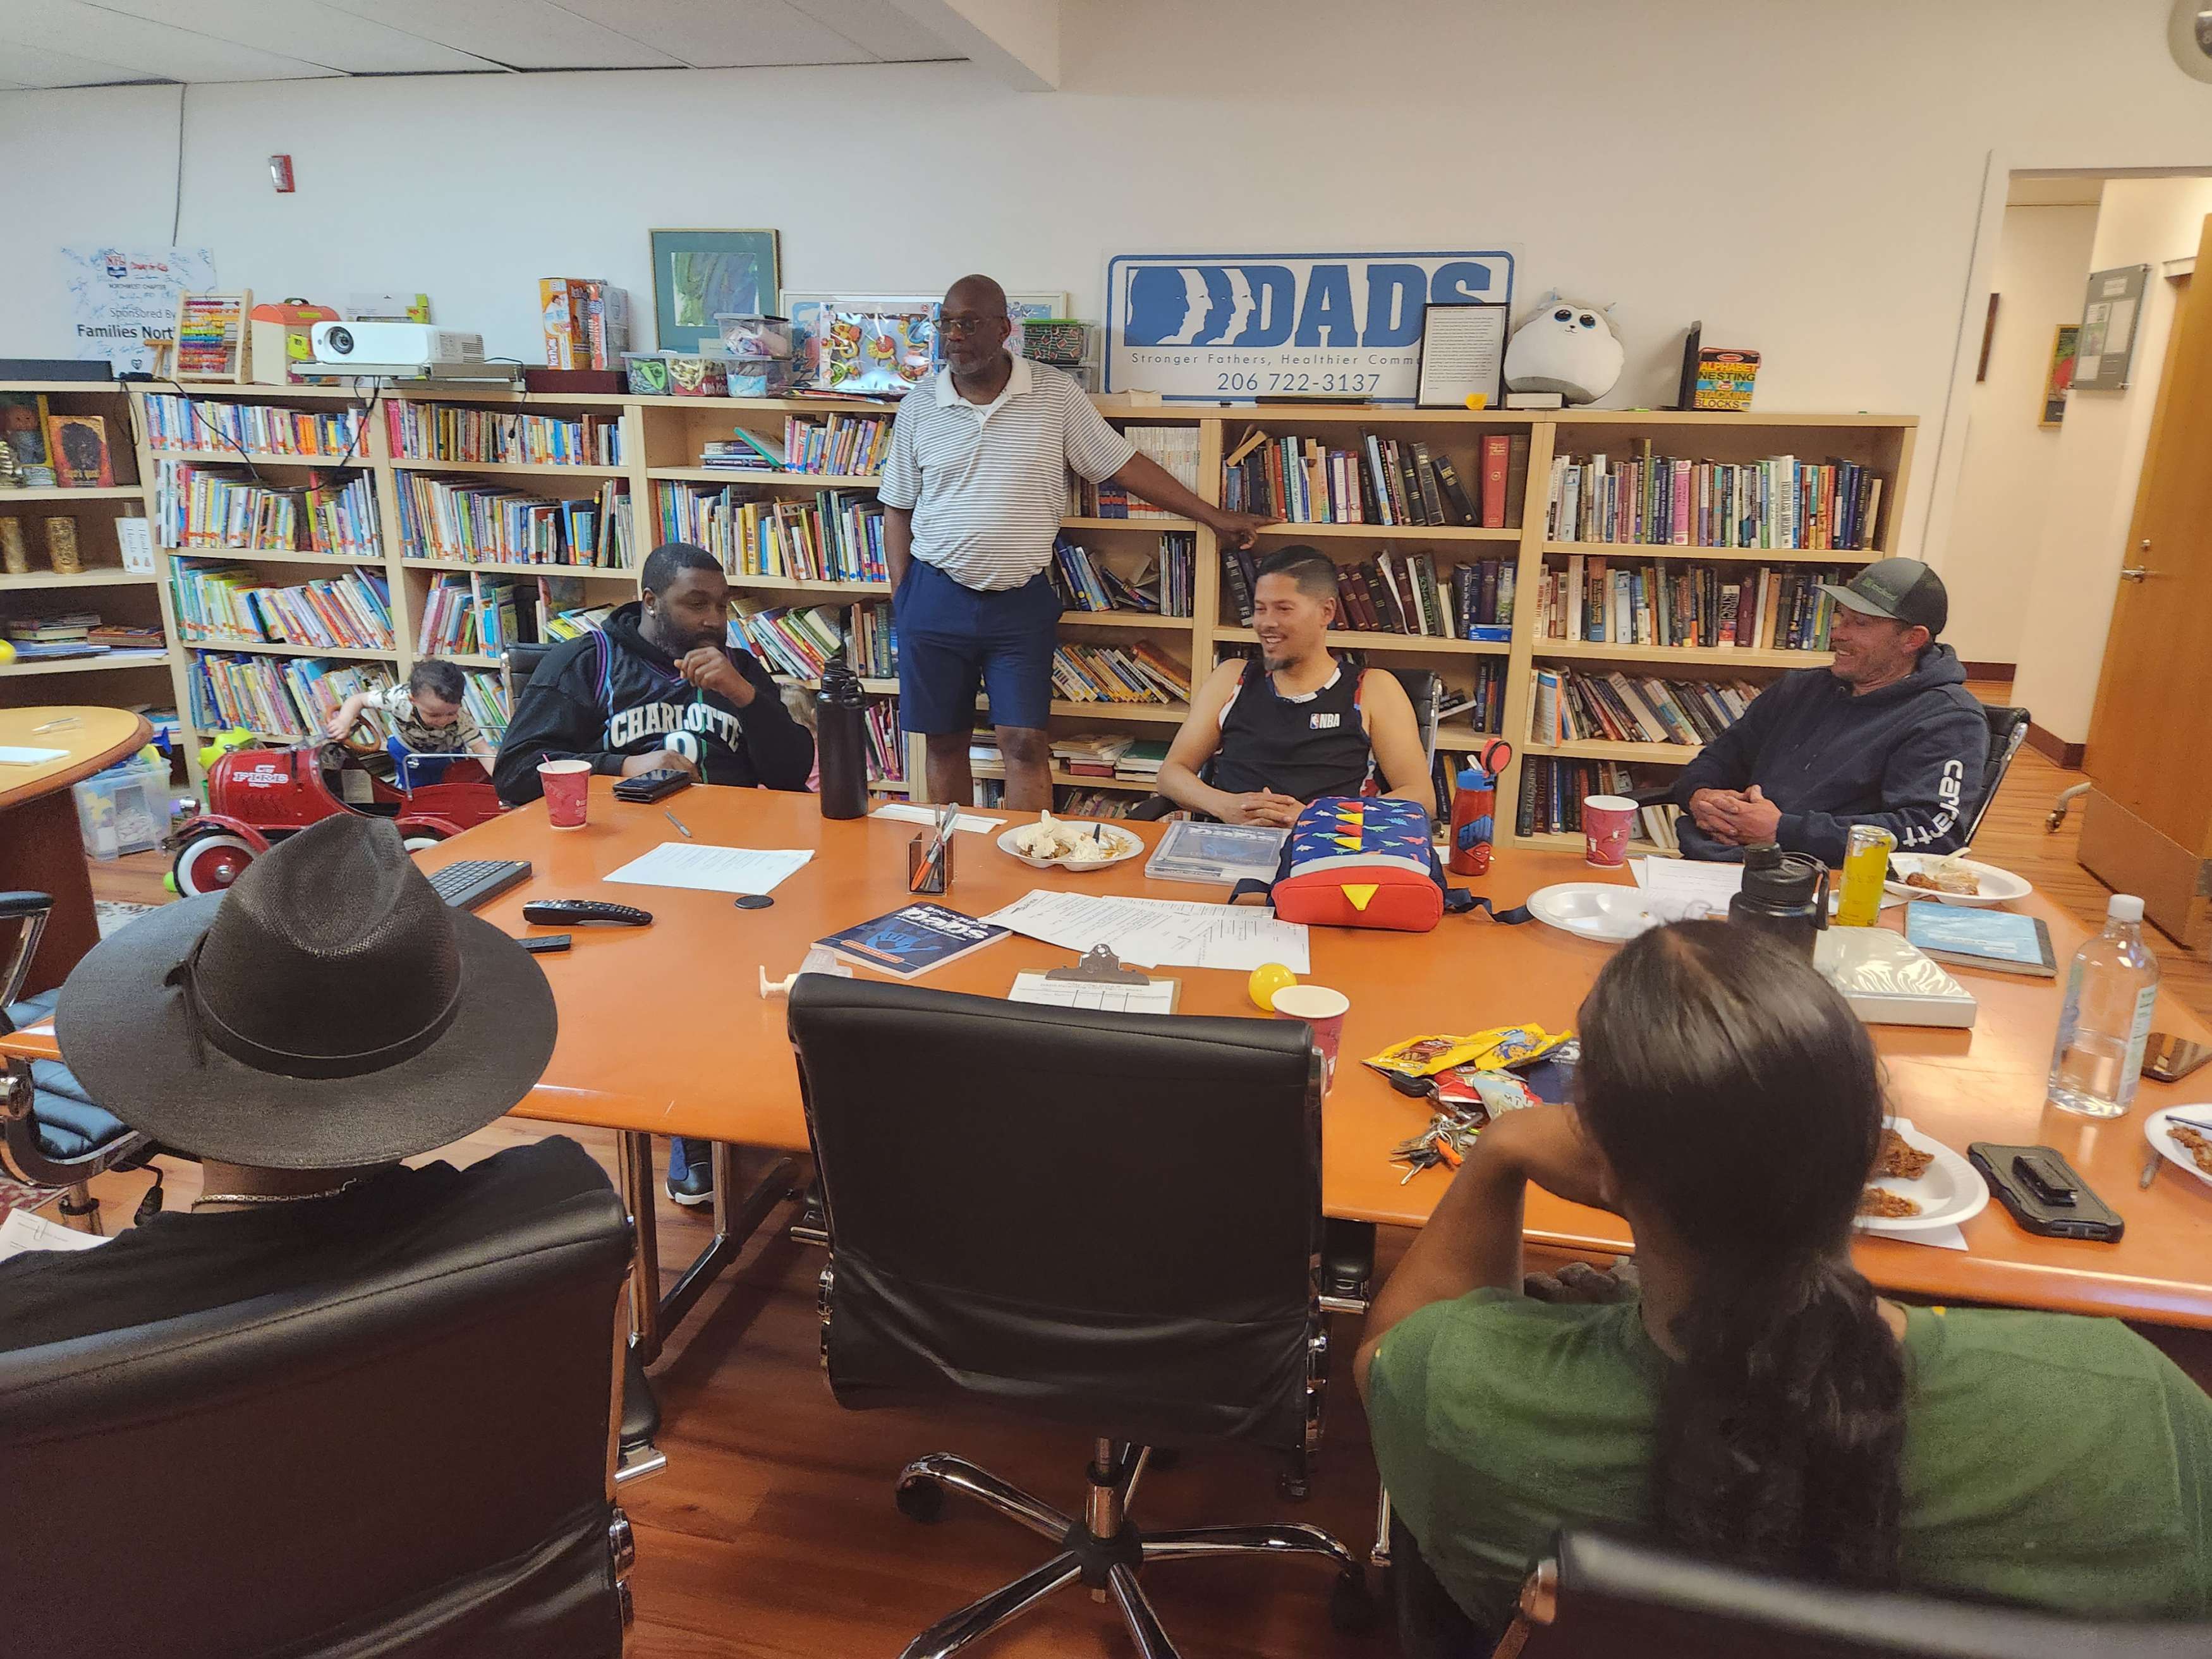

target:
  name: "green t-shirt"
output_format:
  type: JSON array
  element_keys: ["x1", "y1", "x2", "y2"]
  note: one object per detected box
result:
[{"x1": 1366, "y1": 1289, "x2": 2212, "y2": 1635}]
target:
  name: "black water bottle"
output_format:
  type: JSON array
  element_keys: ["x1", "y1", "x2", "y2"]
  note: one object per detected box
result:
[
  {"x1": 1727, "y1": 842, "x2": 1829, "y2": 961},
  {"x1": 815, "y1": 653, "x2": 869, "y2": 821}
]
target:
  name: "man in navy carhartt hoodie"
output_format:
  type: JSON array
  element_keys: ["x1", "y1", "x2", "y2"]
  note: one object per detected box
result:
[{"x1": 1670, "y1": 559, "x2": 1987, "y2": 865}]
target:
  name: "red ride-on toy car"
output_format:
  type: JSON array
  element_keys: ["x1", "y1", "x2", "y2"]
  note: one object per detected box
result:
[{"x1": 169, "y1": 738, "x2": 506, "y2": 896}]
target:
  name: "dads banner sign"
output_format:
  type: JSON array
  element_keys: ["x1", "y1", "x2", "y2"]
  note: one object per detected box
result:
[{"x1": 1105, "y1": 249, "x2": 1515, "y2": 404}]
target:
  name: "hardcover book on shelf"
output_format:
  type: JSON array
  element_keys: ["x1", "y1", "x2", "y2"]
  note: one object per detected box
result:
[{"x1": 45, "y1": 415, "x2": 114, "y2": 487}]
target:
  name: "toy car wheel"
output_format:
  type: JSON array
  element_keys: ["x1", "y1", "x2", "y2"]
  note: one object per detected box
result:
[{"x1": 173, "y1": 831, "x2": 258, "y2": 896}]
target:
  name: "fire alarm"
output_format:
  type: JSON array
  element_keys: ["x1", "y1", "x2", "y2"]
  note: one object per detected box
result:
[{"x1": 269, "y1": 154, "x2": 295, "y2": 193}]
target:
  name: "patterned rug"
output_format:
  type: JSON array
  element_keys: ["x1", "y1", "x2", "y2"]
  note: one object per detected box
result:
[{"x1": 95, "y1": 900, "x2": 161, "y2": 939}]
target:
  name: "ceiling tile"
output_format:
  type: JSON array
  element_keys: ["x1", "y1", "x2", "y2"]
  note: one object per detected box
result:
[
  {"x1": 0, "y1": 1, "x2": 337, "y2": 81},
  {"x1": 552, "y1": 0, "x2": 874, "y2": 67},
  {"x1": 0, "y1": 37, "x2": 161, "y2": 83},
  {"x1": 312, "y1": 0, "x2": 681, "y2": 70},
  {"x1": 785, "y1": 0, "x2": 958, "y2": 61},
  {"x1": 83, "y1": 0, "x2": 503, "y2": 75}
]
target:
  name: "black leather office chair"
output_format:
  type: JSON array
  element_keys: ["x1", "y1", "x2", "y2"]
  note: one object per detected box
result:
[
  {"x1": 787, "y1": 976, "x2": 1371, "y2": 1657},
  {"x1": 504, "y1": 640, "x2": 559, "y2": 713},
  {"x1": 1964, "y1": 703, "x2": 2029, "y2": 845},
  {"x1": 1459, "y1": 1528, "x2": 2212, "y2": 1658},
  {"x1": 1127, "y1": 662, "x2": 1441, "y2": 821},
  {"x1": 0, "y1": 892, "x2": 152, "y2": 1229},
  {"x1": 0, "y1": 1138, "x2": 650, "y2": 1657}
]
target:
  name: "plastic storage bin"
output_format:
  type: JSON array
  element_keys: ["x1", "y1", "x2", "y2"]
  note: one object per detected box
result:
[{"x1": 73, "y1": 755, "x2": 171, "y2": 861}]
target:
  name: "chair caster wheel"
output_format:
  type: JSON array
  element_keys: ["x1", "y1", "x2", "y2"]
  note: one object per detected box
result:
[
  {"x1": 1277, "y1": 1470, "x2": 1311, "y2": 1503},
  {"x1": 1329, "y1": 1569, "x2": 1379, "y2": 1634},
  {"x1": 896, "y1": 1478, "x2": 945, "y2": 1524}
]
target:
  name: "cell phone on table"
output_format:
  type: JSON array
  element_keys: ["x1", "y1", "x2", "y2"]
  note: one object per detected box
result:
[
  {"x1": 612, "y1": 767, "x2": 692, "y2": 803},
  {"x1": 2144, "y1": 1032, "x2": 2212, "y2": 1084},
  {"x1": 1968, "y1": 1143, "x2": 2124, "y2": 1243}
]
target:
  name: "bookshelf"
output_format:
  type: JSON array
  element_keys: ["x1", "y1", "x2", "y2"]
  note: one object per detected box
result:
[{"x1": 18, "y1": 383, "x2": 1905, "y2": 840}]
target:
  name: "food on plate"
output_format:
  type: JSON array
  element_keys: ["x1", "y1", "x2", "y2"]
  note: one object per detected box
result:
[
  {"x1": 2173, "y1": 1124, "x2": 2212, "y2": 1177},
  {"x1": 1012, "y1": 811, "x2": 1125, "y2": 864},
  {"x1": 1874, "y1": 1126, "x2": 1935, "y2": 1181},
  {"x1": 1857, "y1": 1187, "x2": 1922, "y2": 1219},
  {"x1": 1904, "y1": 853, "x2": 1981, "y2": 896}
]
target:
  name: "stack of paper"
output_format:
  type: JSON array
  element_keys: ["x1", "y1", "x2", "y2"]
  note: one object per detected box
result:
[{"x1": 983, "y1": 889, "x2": 1310, "y2": 973}]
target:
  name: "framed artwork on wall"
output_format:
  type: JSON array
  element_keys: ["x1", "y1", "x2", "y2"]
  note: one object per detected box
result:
[
  {"x1": 2040, "y1": 323, "x2": 2079, "y2": 427},
  {"x1": 650, "y1": 229, "x2": 781, "y2": 353}
]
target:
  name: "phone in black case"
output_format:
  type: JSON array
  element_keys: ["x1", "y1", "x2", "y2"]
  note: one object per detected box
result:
[
  {"x1": 612, "y1": 768, "x2": 691, "y2": 803},
  {"x1": 1968, "y1": 1143, "x2": 2124, "y2": 1243}
]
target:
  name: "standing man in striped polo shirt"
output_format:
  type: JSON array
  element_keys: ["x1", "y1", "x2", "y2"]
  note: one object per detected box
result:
[{"x1": 881, "y1": 274, "x2": 1272, "y2": 808}]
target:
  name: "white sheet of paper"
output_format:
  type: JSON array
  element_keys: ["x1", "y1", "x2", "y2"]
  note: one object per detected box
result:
[
  {"x1": 1009, "y1": 972, "x2": 1178, "y2": 1016},
  {"x1": 603, "y1": 842, "x2": 813, "y2": 896},
  {"x1": 869, "y1": 803, "x2": 1005, "y2": 834},
  {"x1": 983, "y1": 890, "x2": 1310, "y2": 974},
  {"x1": 0, "y1": 746, "x2": 69, "y2": 765},
  {"x1": 1634, "y1": 857, "x2": 1742, "y2": 919},
  {"x1": 1893, "y1": 1224, "x2": 1969, "y2": 1251},
  {"x1": 0, "y1": 1208, "x2": 112, "y2": 1263},
  {"x1": 116, "y1": 516, "x2": 157, "y2": 573}
]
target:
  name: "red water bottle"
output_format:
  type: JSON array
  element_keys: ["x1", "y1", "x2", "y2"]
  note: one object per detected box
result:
[{"x1": 1448, "y1": 743, "x2": 1509, "y2": 876}]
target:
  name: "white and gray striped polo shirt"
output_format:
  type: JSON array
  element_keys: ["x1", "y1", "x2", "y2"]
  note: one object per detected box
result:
[{"x1": 880, "y1": 355, "x2": 1136, "y2": 592}]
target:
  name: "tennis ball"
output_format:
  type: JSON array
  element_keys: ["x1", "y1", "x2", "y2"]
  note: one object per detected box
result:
[{"x1": 1248, "y1": 962, "x2": 1299, "y2": 1012}]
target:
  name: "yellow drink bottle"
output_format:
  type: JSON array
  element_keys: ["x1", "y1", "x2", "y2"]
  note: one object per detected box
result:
[{"x1": 1835, "y1": 824, "x2": 1895, "y2": 927}]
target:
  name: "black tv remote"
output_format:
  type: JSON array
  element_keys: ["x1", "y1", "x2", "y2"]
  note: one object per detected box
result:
[{"x1": 521, "y1": 899, "x2": 653, "y2": 928}]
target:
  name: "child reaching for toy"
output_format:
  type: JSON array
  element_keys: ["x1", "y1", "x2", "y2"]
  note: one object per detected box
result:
[{"x1": 326, "y1": 659, "x2": 495, "y2": 760}]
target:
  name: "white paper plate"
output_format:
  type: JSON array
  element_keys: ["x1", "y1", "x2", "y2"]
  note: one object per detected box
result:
[
  {"x1": 1527, "y1": 882, "x2": 1656, "y2": 944},
  {"x1": 2143, "y1": 1105, "x2": 2212, "y2": 1191},
  {"x1": 1884, "y1": 853, "x2": 2032, "y2": 908},
  {"x1": 996, "y1": 821, "x2": 1144, "y2": 872},
  {"x1": 1854, "y1": 1117, "x2": 1989, "y2": 1235}
]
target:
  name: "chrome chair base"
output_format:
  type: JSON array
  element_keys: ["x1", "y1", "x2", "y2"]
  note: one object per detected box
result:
[{"x1": 892, "y1": 1439, "x2": 1375, "y2": 1659}]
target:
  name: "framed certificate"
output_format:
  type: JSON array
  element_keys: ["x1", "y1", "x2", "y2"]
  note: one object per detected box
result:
[{"x1": 1416, "y1": 302, "x2": 1508, "y2": 408}]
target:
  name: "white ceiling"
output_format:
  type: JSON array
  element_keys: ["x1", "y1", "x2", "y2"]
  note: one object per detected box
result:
[{"x1": 0, "y1": 0, "x2": 964, "y2": 88}]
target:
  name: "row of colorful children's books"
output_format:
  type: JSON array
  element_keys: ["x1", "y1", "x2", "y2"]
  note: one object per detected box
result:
[
  {"x1": 1073, "y1": 426, "x2": 1202, "y2": 519},
  {"x1": 415, "y1": 574, "x2": 520, "y2": 658},
  {"x1": 152, "y1": 461, "x2": 380, "y2": 559},
  {"x1": 459, "y1": 668, "x2": 511, "y2": 740},
  {"x1": 863, "y1": 698, "x2": 903, "y2": 784},
  {"x1": 1220, "y1": 547, "x2": 1514, "y2": 640},
  {"x1": 1514, "y1": 755, "x2": 1680, "y2": 846},
  {"x1": 383, "y1": 403, "x2": 621, "y2": 468},
  {"x1": 1057, "y1": 789, "x2": 1137, "y2": 818},
  {"x1": 141, "y1": 394, "x2": 362, "y2": 458},
  {"x1": 394, "y1": 474, "x2": 631, "y2": 568},
  {"x1": 729, "y1": 603, "x2": 850, "y2": 683},
  {"x1": 659, "y1": 483, "x2": 886, "y2": 584},
  {"x1": 1220, "y1": 428, "x2": 1529, "y2": 529},
  {"x1": 1529, "y1": 667, "x2": 1759, "y2": 748},
  {"x1": 846, "y1": 597, "x2": 896, "y2": 679},
  {"x1": 171, "y1": 562, "x2": 394, "y2": 652},
  {"x1": 1547, "y1": 448, "x2": 1885, "y2": 552},
  {"x1": 542, "y1": 602, "x2": 619, "y2": 641},
  {"x1": 3, "y1": 612, "x2": 166, "y2": 658},
  {"x1": 1052, "y1": 532, "x2": 1193, "y2": 616},
  {"x1": 191, "y1": 655, "x2": 396, "y2": 744},
  {"x1": 1048, "y1": 641, "x2": 1190, "y2": 707},
  {"x1": 703, "y1": 414, "x2": 895, "y2": 477},
  {"x1": 1538, "y1": 556, "x2": 1845, "y2": 652}
]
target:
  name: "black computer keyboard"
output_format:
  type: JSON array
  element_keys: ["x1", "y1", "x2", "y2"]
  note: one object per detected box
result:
[{"x1": 423, "y1": 858, "x2": 533, "y2": 911}]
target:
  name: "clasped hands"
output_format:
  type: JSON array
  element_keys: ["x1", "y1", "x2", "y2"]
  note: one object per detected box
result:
[{"x1": 1687, "y1": 784, "x2": 1782, "y2": 846}]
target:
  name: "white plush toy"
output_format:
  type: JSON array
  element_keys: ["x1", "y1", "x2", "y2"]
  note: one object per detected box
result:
[{"x1": 1504, "y1": 293, "x2": 1624, "y2": 404}]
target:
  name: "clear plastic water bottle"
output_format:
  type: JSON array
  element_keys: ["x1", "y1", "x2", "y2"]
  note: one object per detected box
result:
[{"x1": 2046, "y1": 894, "x2": 2160, "y2": 1118}]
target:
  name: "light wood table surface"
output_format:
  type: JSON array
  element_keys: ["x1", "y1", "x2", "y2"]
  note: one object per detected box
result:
[
  {"x1": 11, "y1": 779, "x2": 2212, "y2": 1333},
  {"x1": 0, "y1": 705, "x2": 153, "y2": 995}
]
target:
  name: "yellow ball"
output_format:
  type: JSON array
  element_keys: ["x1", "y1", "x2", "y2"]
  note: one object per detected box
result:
[
  {"x1": 0, "y1": 638, "x2": 14, "y2": 667},
  {"x1": 1248, "y1": 962, "x2": 1299, "y2": 1012}
]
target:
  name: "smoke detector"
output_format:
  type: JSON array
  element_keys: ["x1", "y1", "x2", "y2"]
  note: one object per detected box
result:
[{"x1": 2174, "y1": 1, "x2": 2212, "y2": 83}]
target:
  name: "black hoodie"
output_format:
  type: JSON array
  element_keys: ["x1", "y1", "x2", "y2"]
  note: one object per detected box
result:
[
  {"x1": 493, "y1": 602, "x2": 815, "y2": 804},
  {"x1": 1670, "y1": 643, "x2": 1986, "y2": 865}
]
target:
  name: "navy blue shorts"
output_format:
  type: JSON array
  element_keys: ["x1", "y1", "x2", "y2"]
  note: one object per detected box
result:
[{"x1": 895, "y1": 559, "x2": 1061, "y2": 734}]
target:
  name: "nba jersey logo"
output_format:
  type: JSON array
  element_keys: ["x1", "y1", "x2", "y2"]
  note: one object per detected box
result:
[{"x1": 1311, "y1": 712, "x2": 1341, "y2": 730}]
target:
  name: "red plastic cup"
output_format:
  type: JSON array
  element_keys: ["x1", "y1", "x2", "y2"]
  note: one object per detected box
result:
[
  {"x1": 1272, "y1": 985, "x2": 1350, "y2": 1090},
  {"x1": 539, "y1": 759, "x2": 592, "y2": 829},
  {"x1": 1583, "y1": 794, "x2": 1638, "y2": 868}
]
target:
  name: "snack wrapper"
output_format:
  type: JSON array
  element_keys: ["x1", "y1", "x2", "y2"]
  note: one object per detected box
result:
[{"x1": 1366, "y1": 1024, "x2": 1573, "y2": 1080}]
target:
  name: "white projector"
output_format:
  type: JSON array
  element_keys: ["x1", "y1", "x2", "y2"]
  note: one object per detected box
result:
[{"x1": 310, "y1": 322, "x2": 485, "y2": 367}]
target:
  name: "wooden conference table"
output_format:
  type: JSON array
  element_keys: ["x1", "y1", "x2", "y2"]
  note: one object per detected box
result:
[{"x1": 0, "y1": 705, "x2": 153, "y2": 997}]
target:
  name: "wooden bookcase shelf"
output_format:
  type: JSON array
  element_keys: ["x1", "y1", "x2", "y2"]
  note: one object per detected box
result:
[{"x1": 0, "y1": 382, "x2": 1912, "y2": 827}]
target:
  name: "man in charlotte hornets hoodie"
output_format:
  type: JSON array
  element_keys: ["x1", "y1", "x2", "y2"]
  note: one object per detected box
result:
[
  {"x1": 1670, "y1": 559, "x2": 1988, "y2": 864},
  {"x1": 494, "y1": 541, "x2": 815, "y2": 803}
]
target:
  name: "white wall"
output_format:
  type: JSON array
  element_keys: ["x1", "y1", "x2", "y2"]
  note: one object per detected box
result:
[
  {"x1": 3, "y1": 0, "x2": 2211, "y2": 570},
  {"x1": 1939, "y1": 202, "x2": 2099, "y2": 667},
  {"x1": 2012, "y1": 176, "x2": 2212, "y2": 745}
]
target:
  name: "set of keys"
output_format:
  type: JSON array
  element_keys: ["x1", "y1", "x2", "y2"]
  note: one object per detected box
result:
[{"x1": 1391, "y1": 1111, "x2": 1485, "y2": 1182}]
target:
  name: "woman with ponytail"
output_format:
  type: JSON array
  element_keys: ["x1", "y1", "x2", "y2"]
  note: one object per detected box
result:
[{"x1": 1358, "y1": 922, "x2": 2212, "y2": 1646}]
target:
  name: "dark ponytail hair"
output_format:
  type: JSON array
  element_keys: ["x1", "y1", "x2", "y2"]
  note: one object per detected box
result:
[{"x1": 1576, "y1": 921, "x2": 1905, "y2": 1587}]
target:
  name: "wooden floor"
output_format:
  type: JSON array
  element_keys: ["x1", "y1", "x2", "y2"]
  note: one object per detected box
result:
[{"x1": 71, "y1": 699, "x2": 2211, "y2": 1656}]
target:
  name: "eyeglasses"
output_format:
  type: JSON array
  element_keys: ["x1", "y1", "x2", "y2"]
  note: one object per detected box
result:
[{"x1": 937, "y1": 313, "x2": 1006, "y2": 337}]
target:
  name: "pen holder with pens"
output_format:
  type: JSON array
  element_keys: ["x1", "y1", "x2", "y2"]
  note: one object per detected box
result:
[{"x1": 907, "y1": 831, "x2": 954, "y2": 894}]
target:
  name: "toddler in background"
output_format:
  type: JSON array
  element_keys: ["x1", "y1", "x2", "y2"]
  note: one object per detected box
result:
[{"x1": 327, "y1": 659, "x2": 495, "y2": 760}]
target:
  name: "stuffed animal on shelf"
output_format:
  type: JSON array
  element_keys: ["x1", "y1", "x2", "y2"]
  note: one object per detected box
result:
[{"x1": 1504, "y1": 294, "x2": 1624, "y2": 404}]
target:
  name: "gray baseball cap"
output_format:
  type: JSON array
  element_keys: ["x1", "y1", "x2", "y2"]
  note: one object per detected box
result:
[{"x1": 1818, "y1": 557, "x2": 1947, "y2": 636}]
